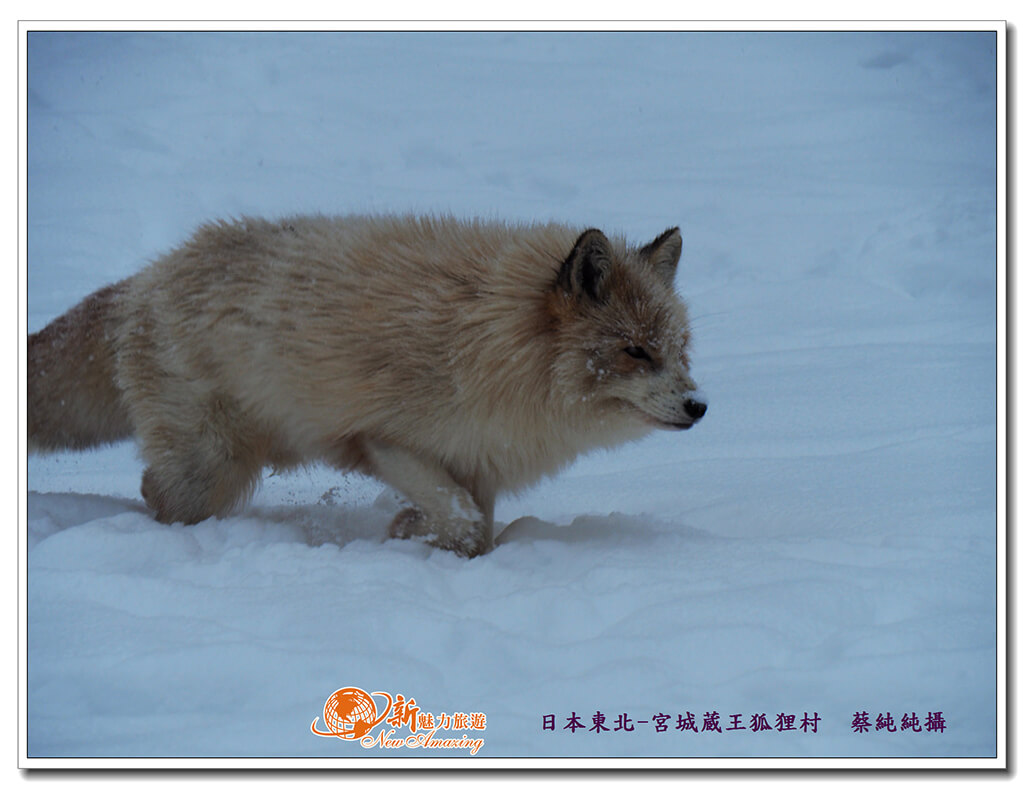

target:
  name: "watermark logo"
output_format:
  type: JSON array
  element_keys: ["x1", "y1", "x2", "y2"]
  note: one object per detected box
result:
[
  {"x1": 311, "y1": 686, "x2": 486, "y2": 755},
  {"x1": 311, "y1": 686, "x2": 393, "y2": 740}
]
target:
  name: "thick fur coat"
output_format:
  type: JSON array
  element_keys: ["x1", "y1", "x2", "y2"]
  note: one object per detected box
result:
[{"x1": 28, "y1": 215, "x2": 706, "y2": 557}]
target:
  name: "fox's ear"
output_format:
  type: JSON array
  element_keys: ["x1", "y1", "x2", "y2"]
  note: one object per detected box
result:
[
  {"x1": 557, "y1": 228, "x2": 613, "y2": 303},
  {"x1": 639, "y1": 227, "x2": 682, "y2": 284}
]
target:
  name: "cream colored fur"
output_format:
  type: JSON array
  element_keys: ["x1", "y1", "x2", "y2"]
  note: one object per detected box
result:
[{"x1": 28, "y1": 215, "x2": 705, "y2": 557}]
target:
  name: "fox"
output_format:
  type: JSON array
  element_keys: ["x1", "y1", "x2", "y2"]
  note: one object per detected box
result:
[{"x1": 28, "y1": 215, "x2": 706, "y2": 558}]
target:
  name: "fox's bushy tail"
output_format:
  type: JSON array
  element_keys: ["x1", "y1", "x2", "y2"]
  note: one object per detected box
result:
[{"x1": 28, "y1": 282, "x2": 134, "y2": 452}]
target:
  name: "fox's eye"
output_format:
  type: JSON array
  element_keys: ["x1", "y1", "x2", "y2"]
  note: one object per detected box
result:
[{"x1": 623, "y1": 345, "x2": 652, "y2": 361}]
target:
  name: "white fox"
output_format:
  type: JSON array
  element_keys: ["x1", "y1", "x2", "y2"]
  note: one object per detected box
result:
[{"x1": 28, "y1": 215, "x2": 706, "y2": 557}]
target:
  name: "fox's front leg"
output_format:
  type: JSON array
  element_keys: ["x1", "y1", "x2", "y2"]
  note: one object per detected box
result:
[{"x1": 363, "y1": 439, "x2": 493, "y2": 558}]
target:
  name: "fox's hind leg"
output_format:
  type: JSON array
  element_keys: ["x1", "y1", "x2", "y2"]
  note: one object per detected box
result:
[
  {"x1": 363, "y1": 440, "x2": 493, "y2": 558},
  {"x1": 136, "y1": 393, "x2": 266, "y2": 525}
]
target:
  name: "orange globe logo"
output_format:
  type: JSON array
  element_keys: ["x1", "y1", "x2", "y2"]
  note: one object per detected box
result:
[{"x1": 311, "y1": 687, "x2": 393, "y2": 739}]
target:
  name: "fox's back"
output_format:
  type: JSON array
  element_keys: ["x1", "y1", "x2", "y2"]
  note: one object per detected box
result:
[{"x1": 116, "y1": 215, "x2": 584, "y2": 456}]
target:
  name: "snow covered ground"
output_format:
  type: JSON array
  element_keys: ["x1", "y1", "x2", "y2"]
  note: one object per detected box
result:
[{"x1": 23, "y1": 29, "x2": 1000, "y2": 763}]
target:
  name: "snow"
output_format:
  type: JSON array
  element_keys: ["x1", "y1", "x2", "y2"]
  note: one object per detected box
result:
[{"x1": 24, "y1": 29, "x2": 1000, "y2": 763}]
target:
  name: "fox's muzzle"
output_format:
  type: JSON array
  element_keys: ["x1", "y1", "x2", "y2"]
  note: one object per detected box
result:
[
  {"x1": 683, "y1": 397, "x2": 707, "y2": 421},
  {"x1": 666, "y1": 395, "x2": 707, "y2": 430},
  {"x1": 647, "y1": 395, "x2": 707, "y2": 431}
]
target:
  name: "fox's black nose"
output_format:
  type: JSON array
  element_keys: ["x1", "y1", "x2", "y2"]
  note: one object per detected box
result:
[{"x1": 683, "y1": 398, "x2": 707, "y2": 421}]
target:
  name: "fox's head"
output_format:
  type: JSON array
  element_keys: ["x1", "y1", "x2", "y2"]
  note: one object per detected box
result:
[{"x1": 549, "y1": 226, "x2": 706, "y2": 432}]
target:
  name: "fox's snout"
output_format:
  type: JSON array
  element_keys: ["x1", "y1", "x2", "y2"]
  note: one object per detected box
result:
[
  {"x1": 668, "y1": 396, "x2": 707, "y2": 430},
  {"x1": 683, "y1": 397, "x2": 707, "y2": 422}
]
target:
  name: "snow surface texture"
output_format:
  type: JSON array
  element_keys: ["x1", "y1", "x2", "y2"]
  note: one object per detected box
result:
[{"x1": 26, "y1": 31, "x2": 998, "y2": 759}]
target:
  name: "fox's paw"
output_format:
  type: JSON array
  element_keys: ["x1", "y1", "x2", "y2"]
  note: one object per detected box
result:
[
  {"x1": 388, "y1": 507, "x2": 427, "y2": 540},
  {"x1": 432, "y1": 518, "x2": 492, "y2": 559},
  {"x1": 142, "y1": 466, "x2": 211, "y2": 525},
  {"x1": 387, "y1": 507, "x2": 492, "y2": 559}
]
